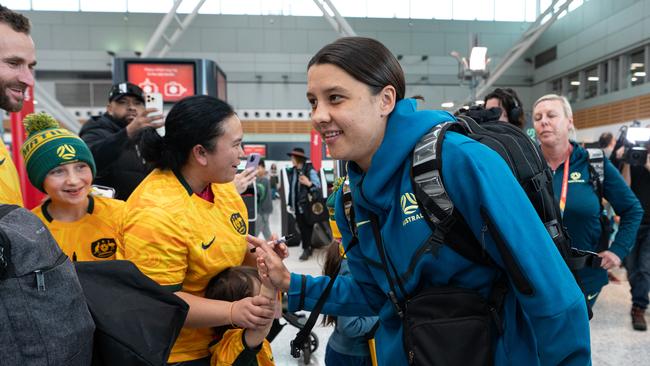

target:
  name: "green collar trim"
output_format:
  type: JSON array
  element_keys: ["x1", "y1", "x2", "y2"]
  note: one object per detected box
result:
[{"x1": 41, "y1": 195, "x2": 94, "y2": 222}]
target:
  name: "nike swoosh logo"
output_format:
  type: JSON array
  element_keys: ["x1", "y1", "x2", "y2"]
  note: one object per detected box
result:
[
  {"x1": 587, "y1": 292, "x2": 599, "y2": 301},
  {"x1": 201, "y1": 236, "x2": 215, "y2": 250},
  {"x1": 0, "y1": 157, "x2": 5, "y2": 166},
  {"x1": 356, "y1": 220, "x2": 370, "y2": 227}
]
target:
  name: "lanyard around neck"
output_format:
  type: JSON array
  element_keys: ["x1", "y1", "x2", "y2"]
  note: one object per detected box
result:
[{"x1": 559, "y1": 148, "x2": 572, "y2": 216}]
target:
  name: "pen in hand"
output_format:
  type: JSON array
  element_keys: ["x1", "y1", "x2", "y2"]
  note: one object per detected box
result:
[{"x1": 250, "y1": 234, "x2": 295, "y2": 253}]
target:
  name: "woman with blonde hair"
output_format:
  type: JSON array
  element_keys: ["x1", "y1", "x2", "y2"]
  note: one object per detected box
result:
[{"x1": 532, "y1": 94, "x2": 642, "y2": 308}]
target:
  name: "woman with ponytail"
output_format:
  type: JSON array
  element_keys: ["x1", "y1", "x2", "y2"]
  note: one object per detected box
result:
[{"x1": 121, "y1": 95, "x2": 283, "y2": 365}]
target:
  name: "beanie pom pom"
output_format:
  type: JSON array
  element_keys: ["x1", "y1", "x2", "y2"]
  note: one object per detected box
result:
[{"x1": 23, "y1": 112, "x2": 60, "y2": 136}]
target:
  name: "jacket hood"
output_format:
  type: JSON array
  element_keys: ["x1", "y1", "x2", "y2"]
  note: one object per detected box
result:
[{"x1": 347, "y1": 99, "x2": 455, "y2": 211}]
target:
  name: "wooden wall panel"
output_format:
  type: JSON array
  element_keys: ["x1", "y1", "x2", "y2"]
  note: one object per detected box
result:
[
  {"x1": 573, "y1": 93, "x2": 650, "y2": 128},
  {"x1": 241, "y1": 120, "x2": 312, "y2": 134}
]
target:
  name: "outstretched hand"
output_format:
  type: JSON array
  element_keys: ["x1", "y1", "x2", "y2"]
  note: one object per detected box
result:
[{"x1": 247, "y1": 235, "x2": 291, "y2": 291}]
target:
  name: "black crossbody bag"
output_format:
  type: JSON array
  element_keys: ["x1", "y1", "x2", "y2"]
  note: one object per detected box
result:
[{"x1": 368, "y1": 213, "x2": 506, "y2": 366}]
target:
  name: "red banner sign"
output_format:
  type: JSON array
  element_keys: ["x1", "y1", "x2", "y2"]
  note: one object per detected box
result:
[
  {"x1": 310, "y1": 129, "x2": 322, "y2": 171},
  {"x1": 10, "y1": 86, "x2": 45, "y2": 209},
  {"x1": 243, "y1": 144, "x2": 267, "y2": 157},
  {"x1": 126, "y1": 63, "x2": 195, "y2": 102}
]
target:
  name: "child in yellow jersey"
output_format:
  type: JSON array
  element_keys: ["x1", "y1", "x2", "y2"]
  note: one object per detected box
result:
[
  {"x1": 121, "y1": 96, "x2": 283, "y2": 365},
  {"x1": 20, "y1": 112, "x2": 124, "y2": 261},
  {"x1": 205, "y1": 266, "x2": 277, "y2": 366}
]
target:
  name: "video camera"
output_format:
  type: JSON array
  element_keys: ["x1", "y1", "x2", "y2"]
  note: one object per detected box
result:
[{"x1": 616, "y1": 123, "x2": 650, "y2": 166}]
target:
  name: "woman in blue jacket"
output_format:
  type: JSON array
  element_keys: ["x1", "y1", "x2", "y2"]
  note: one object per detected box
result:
[
  {"x1": 250, "y1": 37, "x2": 591, "y2": 365},
  {"x1": 532, "y1": 94, "x2": 642, "y2": 308}
]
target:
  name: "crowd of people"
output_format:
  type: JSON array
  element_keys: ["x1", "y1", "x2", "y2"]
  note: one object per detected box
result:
[{"x1": 1, "y1": 4, "x2": 649, "y2": 366}]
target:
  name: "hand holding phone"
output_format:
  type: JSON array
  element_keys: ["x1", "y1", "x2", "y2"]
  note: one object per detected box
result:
[
  {"x1": 91, "y1": 184, "x2": 116, "y2": 199},
  {"x1": 145, "y1": 92, "x2": 165, "y2": 136},
  {"x1": 245, "y1": 153, "x2": 261, "y2": 171}
]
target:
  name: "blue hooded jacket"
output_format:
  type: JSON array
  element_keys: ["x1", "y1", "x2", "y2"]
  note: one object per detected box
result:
[{"x1": 287, "y1": 99, "x2": 591, "y2": 365}]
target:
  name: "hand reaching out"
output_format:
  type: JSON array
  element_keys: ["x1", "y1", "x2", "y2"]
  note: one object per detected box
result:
[{"x1": 247, "y1": 235, "x2": 291, "y2": 291}]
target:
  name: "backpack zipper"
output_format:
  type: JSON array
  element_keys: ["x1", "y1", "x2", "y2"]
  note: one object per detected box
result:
[{"x1": 33, "y1": 253, "x2": 68, "y2": 292}]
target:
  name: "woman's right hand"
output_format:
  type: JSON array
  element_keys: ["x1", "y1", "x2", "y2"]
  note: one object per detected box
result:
[
  {"x1": 231, "y1": 295, "x2": 276, "y2": 329},
  {"x1": 247, "y1": 235, "x2": 291, "y2": 291}
]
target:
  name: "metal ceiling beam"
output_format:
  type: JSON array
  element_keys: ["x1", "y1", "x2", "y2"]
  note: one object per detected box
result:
[
  {"x1": 312, "y1": 0, "x2": 356, "y2": 37},
  {"x1": 474, "y1": 0, "x2": 574, "y2": 99},
  {"x1": 141, "y1": 0, "x2": 207, "y2": 58}
]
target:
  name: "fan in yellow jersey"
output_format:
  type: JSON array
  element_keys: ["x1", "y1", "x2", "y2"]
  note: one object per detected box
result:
[
  {"x1": 20, "y1": 112, "x2": 123, "y2": 261},
  {"x1": 0, "y1": 139, "x2": 23, "y2": 206},
  {"x1": 0, "y1": 5, "x2": 36, "y2": 207},
  {"x1": 121, "y1": 95, "x2": 285, "y2": 366},
  {"x1": 205, "y1": 266, "x2": 277, "y2": 366}
]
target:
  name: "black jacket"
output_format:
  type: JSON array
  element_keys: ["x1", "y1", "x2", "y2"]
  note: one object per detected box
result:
[
  {"x1": 287, "y1": 163, "x2": 320, "y2": 214},
  {"x1": 79, "y1": 113, "x2": 152, "y2": 200}
]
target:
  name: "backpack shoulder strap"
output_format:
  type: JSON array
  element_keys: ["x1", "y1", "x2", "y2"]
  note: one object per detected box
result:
[
  {"x1": 586, "y1": 148, "x2": 605, "y2": 192},
  {"x1": 411, "y1": 120, "x2": 492, "y2": 265},
  {"x1": 0, "y1": 205, "x2": 20, "y2": 221},
  {"x1": 411, "y1": 121, "x2": 464, "y2": 225}
]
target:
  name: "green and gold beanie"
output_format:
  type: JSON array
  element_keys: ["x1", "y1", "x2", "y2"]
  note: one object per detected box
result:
[{"x1": 20, "y1": 112, "x2": 96, "y2": 192}]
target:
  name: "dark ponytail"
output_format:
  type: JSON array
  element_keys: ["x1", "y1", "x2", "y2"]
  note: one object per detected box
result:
[{"x1": 140, "y1": 95, "x2": 235, "y2": 171}]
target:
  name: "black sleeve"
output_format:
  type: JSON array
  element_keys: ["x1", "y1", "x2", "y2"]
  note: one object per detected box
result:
[
  {"x1": 232, "y1": 329, "x2": 263, "y2": 366},
  {"x1": 79, "y1": 123, "x2": 129, "y2": 171}
]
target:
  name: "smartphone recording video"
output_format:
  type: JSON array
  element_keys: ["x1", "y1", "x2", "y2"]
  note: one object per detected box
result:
[
  {"x1": 245, "y1": 153, "x2": 261, "y2": 171},
  {"x1": 145, "y1": 92, "x2": 165, "y2": 136}
]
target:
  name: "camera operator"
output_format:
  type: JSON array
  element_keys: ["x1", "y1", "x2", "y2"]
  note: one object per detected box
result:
[
  {"x1": 598, "y1": 131, "x2": 626, "y2": 170},
  {"x1": 623, "y1": 124, "x2": 650, "y2": 331}
]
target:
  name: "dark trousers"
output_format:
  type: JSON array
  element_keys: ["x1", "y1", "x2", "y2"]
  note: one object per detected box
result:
[
  {"x1": 167, "y1": 357, "x2": 210, "y2": 366},
  {"x1": 296, "y1": 212, "x2": 313, "y2": 251},
  {"x1": 626, "y1": 224, "x2": 650, "y2": 309}
]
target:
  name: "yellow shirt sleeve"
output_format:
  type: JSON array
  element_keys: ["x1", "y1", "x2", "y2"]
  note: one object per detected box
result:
[{"x1": 209, "y1": 329, "x2": 275, "y2": 366}]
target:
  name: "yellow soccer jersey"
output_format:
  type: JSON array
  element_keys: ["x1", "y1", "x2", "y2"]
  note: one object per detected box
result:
[
  {"x1": 32, "y1": 195, "x2": 124, "y2": 261},
  {"x1": 121, "y1": 169, "x2": 249, "y2": 363},
  {"x1": 209, "y1": 329, "x2": 274, "y2": 366},
  {"x1": 0, "y1": 139, "x2": 23, "y2": 206}
]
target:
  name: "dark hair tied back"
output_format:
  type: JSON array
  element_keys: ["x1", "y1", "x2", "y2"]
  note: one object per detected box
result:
[
  {"x1": 139, "y1": 95, "x2": 235, "y2": 171},
  {"x1": 308, "y1": 37, "x2": 405, "y2": 101}
]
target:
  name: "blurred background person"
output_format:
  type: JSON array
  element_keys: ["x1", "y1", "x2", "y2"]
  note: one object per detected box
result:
[
  {"x1": 532, "y1": 94, "x2": 642, "y2": 309},
  {"x1": 79, "y1": 82, "x2": 163, "y2": 200},
  {"x1": 623, "y1": 124, "x2": 650, "y2": 331},
  {"x1": 598, "y1": 131, "x2": 625, "y2": 170},
  {"x1": 286, "y1": 147, "x2": 321, "y2": 261},
  {"x1": 483, "y1": 87, "x2": 525, "y2": 128},
  {"x1": 269, "y1": 163, "x2": 279, "y2": 199},
  {"x1": 255, "y1": 158, "x2": 273, "y2": 240}
]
